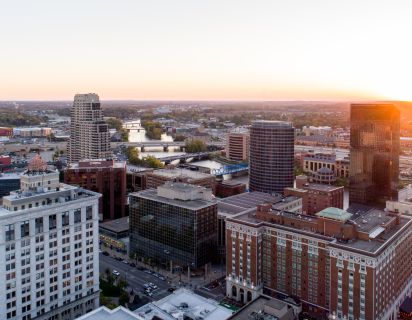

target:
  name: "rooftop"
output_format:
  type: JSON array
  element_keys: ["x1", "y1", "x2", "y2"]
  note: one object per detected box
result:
[
  {"x1": 135, "y1": 289, "x2": 233, "y2": 320},
  {"x1": 299, "y1": 182, "x2": 343, "y2": 192},
  {"x1": 230, "y1": 205, "x2": 412, "y2": 256},
  {"x1": 218, "y1": 192, "x2": 281, "y2": 217},
  {"x1": 229, "y1": 295, "x2": 296, "y2": 320},
  {"x1": 1, "y1": 183, "x2": 99, "y2": 216},
  {"x1": 252, "y1": 120, "x2": 293, "y2": 129},
  {"x1": 316, "y1": 207, "x2": 352, "y2": 222},
  {"x1": 99, "y1": 217, "x2": 129, "y2": 233},
  {"x1": 0, "y1": 172, "x2": 21, "y2": 180},
  {"x1": 69, "y1": 159, "x2": 126, "y2": 169},
  {"x1": 132, "y1": 185, "x2": 216, "y2": 210},
  {"x1": 149, "y1": 168, "x2": 213, "y2": 180},
  {"x1": 77, "y1": 306, "x2": 143, "y2": 320}
]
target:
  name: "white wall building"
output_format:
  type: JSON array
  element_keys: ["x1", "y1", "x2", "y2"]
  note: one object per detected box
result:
[{"x1": 0, "y1": 155, "x2": 101, "y2": 320}]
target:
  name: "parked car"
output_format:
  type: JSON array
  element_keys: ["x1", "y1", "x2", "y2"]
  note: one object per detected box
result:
[
  {"x1": 129, "y1": 263, "x2": 136, "y2": 267},
  {"x1": 102, "y1": 251, "x2": 109, "y2": 256},
  {"x1": 112, "y1": 270, "x2": 120, "y2": 276}
]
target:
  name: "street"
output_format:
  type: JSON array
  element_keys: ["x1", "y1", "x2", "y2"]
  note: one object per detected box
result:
[
  {"x1": 99, "y1": 253, "x2": 171, "y2": 301},
  {"x1": 99, "y1": 252, "x2": 227, "y2": 303}
]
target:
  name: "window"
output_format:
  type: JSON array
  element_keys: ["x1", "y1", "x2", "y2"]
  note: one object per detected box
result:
[
  {"x1": 86, "y1": 206, "x2": 93, "y2": 220},
  {"x1": 5, "y1": 224, "x2": 15, "y2": 242},
  {"x1": 21, "y1": 221, "x2": 30, "y2": 238},
  {"x1": 74, "y1": 209, "x2": 82, "y2": 223},
  {"x1": 62, "y1": 212, "x2": 69, "y2": 227},
  {"x1": 49, "y1": 215, "x2": 57, "y2": 230},
  {"x1": 35, "y1": 218, "x2": 43, "y2": 234}
]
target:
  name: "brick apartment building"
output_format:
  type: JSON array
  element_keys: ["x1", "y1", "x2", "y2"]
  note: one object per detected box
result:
[
  {"x1": 225, "y1": 204, "x2": 412, "y2": 319},
  {"x1": 64, "y1": 159, "x2": 126, "y2": 220},
  {"x1": 284, "y1": 175, "x2": 344, "y2": 215}
]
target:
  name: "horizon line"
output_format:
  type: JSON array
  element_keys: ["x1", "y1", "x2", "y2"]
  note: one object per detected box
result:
[{"x1": 0, "y1": 98, "x2": 408, "y2": 103}]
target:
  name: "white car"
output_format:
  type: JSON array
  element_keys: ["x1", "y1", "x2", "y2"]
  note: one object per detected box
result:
[{"x1": 112, "y1": 270, "x2": 120, "y2": 276}]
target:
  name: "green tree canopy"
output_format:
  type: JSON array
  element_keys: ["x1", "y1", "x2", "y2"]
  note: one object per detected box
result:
[{"x1": 185, "y1": 139, "x2": 207, "y2": 153}]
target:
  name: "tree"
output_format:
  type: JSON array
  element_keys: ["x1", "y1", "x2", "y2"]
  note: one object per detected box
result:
[
  {"x1": 119, "y1": 291, "x2": 129, "y2": 307},
  {"x1": 125, "y1": 147, "x2": 140, "y2": 165},
  {"x1": 141, "y1": 155, "x2": 164, "y2": 169},
  {"x1": 100, "y1": 293, "x2": 117, "y2": 309},
  {"x1": 106, "y1": 118, "x2": 129, "y2": 142},
  {"x1": 142, "y1": 120, "x2": 163, "y2": 140},
  {"x1": 185, "y1": 139, "x2": 207, "y2": 153},
  {"x1": 118, "y1": 278, "x2": 127, "y2": 291},
  {"x1": 125, "y1": 147, "x2": 164, "y2": 168},
  {"x1": 174, "y1": 134, "x2": 186, "y2": 142},
  {"x1": 106, "y1": 118, "x2": 123, "y2": 130}
]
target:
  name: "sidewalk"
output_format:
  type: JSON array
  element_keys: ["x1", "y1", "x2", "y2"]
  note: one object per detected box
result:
[{"x1": 100, "y1": 244, "x2": 226, "y2": 288}]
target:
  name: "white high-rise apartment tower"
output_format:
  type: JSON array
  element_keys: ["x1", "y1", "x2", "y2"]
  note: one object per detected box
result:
[
  {"x1": 0, "y1": 155, "x2": 101, "y2": 320},
  {"x1": 68, "y1": 93, "x2": 111, "y2": 163}
]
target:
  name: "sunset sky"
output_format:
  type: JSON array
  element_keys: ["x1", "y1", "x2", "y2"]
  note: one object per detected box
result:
[{"x1": 1, "y1": 0, "x2": 411, "y2": 101}]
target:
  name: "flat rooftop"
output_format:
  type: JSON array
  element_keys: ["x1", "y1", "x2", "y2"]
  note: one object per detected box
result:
[
  {"x1": 69, "y1": 159, "x2": 125, "y2": 169},
  {"x1": 99, "y1": 217, "x2": 129, "y2": 233},
  {"x1": 77, "y1": 306, "x2": 143, "y2": 320},
  {"x1": 0, "y1": 184, "x2": 99, "y2": 216},
  {"x1": 276, "y1": 196, "x2": 300, "y2": 204},
  {"x1": 132, "y1": 188, "x2": 216, "y2": 210},
  {"x1": 229, "y1": 295, "x2": 297, "y2": 320},
  {"x1": 135, "y1": 289, "x2": 233, "y2": 320},
  {"x1": 301, "y1": 182, "x2": 343, "y2": 192},
  {"x1": 149, "y1": 168, "x2": 213, "y2": 179},
  {"x1": 0, "y1": 172, "x2": 21, "y2": 180},
  {"x1": 229, "y1": 206, "x2": 412, "y2": 256},
  {"x1": 218, "y1": 192, "x2": 281, "y2": 217}
]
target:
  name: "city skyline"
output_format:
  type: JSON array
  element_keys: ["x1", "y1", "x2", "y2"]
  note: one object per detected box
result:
[{"x1": 1, "y1": 0, "x2": 412, "y2": 101}]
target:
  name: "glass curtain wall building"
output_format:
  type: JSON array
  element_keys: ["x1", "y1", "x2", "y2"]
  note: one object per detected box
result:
[
  {"x1": 249, "y1": 120, "x2": 295, "y2": 194},
  {"x1": 349, "y1": 104, "x2": 400, "y2": 207},
  {"x1": 129, "y1": 184, "x2": 217, "y2": 268}
]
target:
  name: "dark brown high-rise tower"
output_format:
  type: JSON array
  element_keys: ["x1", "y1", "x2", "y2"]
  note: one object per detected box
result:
[
  {"x1": 349, "y1": 104, "x2": 400, "y2": 206},
  {"x1": 249, "y1": 120, "x2": 294, "y2": 194}
]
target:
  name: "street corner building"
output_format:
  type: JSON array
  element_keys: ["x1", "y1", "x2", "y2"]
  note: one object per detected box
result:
[
  {"x1": 225, "y1": 202, "x2": 412, "y2": 320},
  {"x1": 129, "y1": 181, "x2": 218, "y2": 270},
  {"x1": 0, "y1": 155, "x2": 101, "y2": 320}
]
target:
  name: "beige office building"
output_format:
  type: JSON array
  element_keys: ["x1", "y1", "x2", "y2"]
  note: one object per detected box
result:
[
  {"x1": 226, "y1": 130, "x2": 249, "y2": 162},
  {"x1": 67, "y1": 93, "x2": 111, "y2": 163}
]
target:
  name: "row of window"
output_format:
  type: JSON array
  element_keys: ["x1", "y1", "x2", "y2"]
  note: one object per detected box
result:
[{"x1": 5, "y1": 206, "x2": 93, "y2": 241}]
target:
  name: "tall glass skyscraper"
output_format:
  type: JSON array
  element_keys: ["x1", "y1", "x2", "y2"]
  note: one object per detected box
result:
[
  {"x1": 349, "y1": 104, "x2": 400, "y2": 207},
  {"x1": 249, "y1": 120, "x2": 295, "y2": 194}
]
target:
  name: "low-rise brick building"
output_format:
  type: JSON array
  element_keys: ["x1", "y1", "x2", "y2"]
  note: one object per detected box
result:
[
  {"x1": 64, "y1": 159, "x2": 127, "y2": 221},
  {"x1": 284, "y1": 175, "x2": 344, "y2": 215}
]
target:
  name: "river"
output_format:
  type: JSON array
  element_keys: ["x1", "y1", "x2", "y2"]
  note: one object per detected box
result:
[{"x1": 128, "y1": 126, "x2": 224, "y2": 169}]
